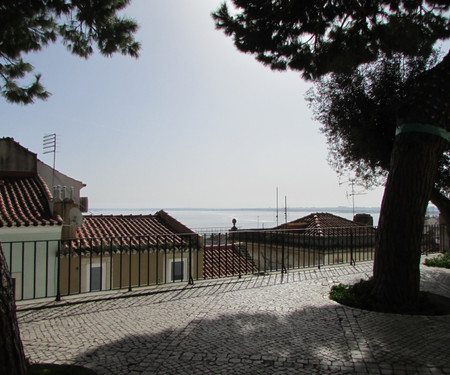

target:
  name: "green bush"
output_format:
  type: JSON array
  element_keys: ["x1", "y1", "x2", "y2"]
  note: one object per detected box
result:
[
  {"x1": 330, "y1": 279, "x2": 375, "y2": 310},
  {"x1": 330, "y1": 278, "x2": 450, "y2": 315},
  {"x1": 424, "y1": 252, "x2": 450, "y2": 269}
]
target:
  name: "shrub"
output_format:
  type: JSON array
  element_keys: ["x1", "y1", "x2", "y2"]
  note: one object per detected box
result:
[
  {"x1": 330, "y1": 278, "x2": 375, "y2": 310},
  {"x1": 330, "y1": 278, "x2": 450, "y2": 315},
  {"x1": 424, "y1": 252, "x2": 450, "y2": 269}
]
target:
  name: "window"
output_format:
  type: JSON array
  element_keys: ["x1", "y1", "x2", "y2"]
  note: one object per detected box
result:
[
  {"x1": 172, "y1": 260, "x2": 184, "y2": 281},
  {"x1": 168, "y1": 258, "x2": 187, "y2": 282},
  {"x1": 85, "y1": 262, "x2": 107, "y2": 292},
  {"x1": 91, "y1": 265, "x2": 102, "y2": 291}
]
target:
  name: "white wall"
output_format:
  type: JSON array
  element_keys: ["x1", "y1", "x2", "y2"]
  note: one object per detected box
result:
[
  {"x1": 1, "y1": 226, "x2": 62, "y2": 300},
  {"x1": 37, "y1": 160, "x2": 85, "y2": 204}
]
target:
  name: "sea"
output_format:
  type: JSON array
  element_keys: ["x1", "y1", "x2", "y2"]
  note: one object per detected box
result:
[
  {"x1": 87, "y1": 206, "x2": 440, "y2": 232},
  {"x1": 83, "y1": 207, "x2": 369, "y2": 231}
]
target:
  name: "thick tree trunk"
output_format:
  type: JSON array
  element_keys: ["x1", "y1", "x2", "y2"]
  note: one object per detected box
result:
[
  {"x1": 372, "y1": 51, "x2": 449, "y2": 311},
  {"x1": 0, "y1": 244, "x2": 27, "y2": 375},
  {"x1": 373, "y1": 132, "x2": 447, "y2": 310}
]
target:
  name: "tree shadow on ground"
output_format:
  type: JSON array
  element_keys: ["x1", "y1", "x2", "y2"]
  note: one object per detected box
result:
[{"x1": 73, "y1": 302, "x2": 450, "y2": 374}]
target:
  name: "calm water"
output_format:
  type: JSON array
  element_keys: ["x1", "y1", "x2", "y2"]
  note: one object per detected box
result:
[{"x1": 88, "y1": 207, "x2": 385, "y2": 231}]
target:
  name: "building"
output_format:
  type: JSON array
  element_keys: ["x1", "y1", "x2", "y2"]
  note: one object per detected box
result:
[
  {"x1": 59, "y1": 210, "x2": 202, "y2": 295},
  {"x1": 230, "y1": 212, "x2": 377, "y2": 272},
  {"x1": 0, "y1": 137, "x2": 86, "y2": 299},
  {"x1": 0, "y1": 138, "x2": 208, "y2": 300},
  {"x1": 203, "y1": 242, "x2": 258, "y2": 278}
]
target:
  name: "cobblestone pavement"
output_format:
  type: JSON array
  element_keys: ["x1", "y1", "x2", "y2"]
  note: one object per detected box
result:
[{"x1": 17, "y1": 260, "x2": 450, "y2": 374}]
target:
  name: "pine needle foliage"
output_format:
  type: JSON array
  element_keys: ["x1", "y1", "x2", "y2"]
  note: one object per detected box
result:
[
  {"x1": 212, "y1": 1, "x2": 449, "y2": 80},
  {"x1": 0, "y1": 0, "x2": 140, "y2": 104},
  {"x1": 306, "y1": 53, "x2": 441, "y2": 188}
]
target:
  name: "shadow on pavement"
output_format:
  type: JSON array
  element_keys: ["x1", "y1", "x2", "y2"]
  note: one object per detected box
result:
[{"x1": 74, "y1": 303, "x2": 450, "y2": 374}]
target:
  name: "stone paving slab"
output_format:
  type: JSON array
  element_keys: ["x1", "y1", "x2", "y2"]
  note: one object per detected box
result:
[{"x1": 16, "y1": 260, "x2": 450, "y2": 374}]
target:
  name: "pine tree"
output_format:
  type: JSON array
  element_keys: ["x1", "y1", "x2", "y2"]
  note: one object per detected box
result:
[
  {"x1": 213, "y1": 0, "x2": 450, "y2": 311},
  {"x1": 0, "y1": 2, "x2": 139, "y2": 373},
  {"x1": 0, "y1": 244, "x2": 27, "y2": 375},
  {"x1": 0, "y1": 0, "x2": 140, "y2": 104}
]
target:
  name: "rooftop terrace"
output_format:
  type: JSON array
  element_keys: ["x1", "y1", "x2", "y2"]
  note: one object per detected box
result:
[{"x1": 16, "y1": 258, "x2": 450, "y2": 374}]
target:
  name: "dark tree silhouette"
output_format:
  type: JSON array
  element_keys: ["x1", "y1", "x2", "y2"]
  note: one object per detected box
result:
[
  {"x1": 0, "y1": 1, "x2": 139, "y2": 373},
  {"x1": 0, "y1": 0, "x2": 140, "y2": 104},
  {"x1": 213, "y1": 0, "x2": 450, "y2": 311}
]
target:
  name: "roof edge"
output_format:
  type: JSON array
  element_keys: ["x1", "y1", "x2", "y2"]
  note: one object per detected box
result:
[{"x1": 155, "y1": 210, "x2": 195, "y2": 234}]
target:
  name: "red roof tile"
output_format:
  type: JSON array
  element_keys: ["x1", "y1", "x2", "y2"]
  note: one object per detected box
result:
[
  {"x1": 203, "y1": 243, "x2": 258, "y2": 278},
  {"x1": 274, "y1": 212, "x2": 375, "y2": 236},
  {"x1": 0, "y1": 175, "x2": 62, "y2": 227},
  {"x1": 68, "y1": 210, "x2": 195, "y2": 251}
]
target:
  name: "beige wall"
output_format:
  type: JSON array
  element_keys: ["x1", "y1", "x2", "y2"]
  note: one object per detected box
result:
[
  {"x1": 59, "y1": 248, "x2": 204, "y2": 295},
  {"x1": 245, "y1": 242, "x2": 374, "y2": 272}
]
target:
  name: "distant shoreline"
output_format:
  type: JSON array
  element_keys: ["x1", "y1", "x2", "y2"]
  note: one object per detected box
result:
[
  {"x1": 90, "y1": 206, "x2": 382, "y2": 212},
  {"x1": 87, "y1": 206, "x2": 439, "y2": 230},
  {"x1": 89, "y1": 206, "x2": 439, "y2": 215}
]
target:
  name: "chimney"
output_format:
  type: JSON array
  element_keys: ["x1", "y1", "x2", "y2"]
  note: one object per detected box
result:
[
  {"x1": 353, "y1": 213, "x2": 373, "y2": 226},
  {"x1": 53, "y1": 199, "x2": 79, "y2": 240}
]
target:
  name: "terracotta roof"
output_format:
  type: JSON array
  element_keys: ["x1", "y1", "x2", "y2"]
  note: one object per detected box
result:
[
  {"x1": 274, "y1": 212, "x2": 375, "y2": 236},
  {"x1": 203, "y1": 243, "x2": 258, "y2": 278},
  {"x1": 68, "y1": 210, "x2": 195, "y2": 251},
  {"x1": 0, "y1": 175, "x2": 62, "y2": 227}
]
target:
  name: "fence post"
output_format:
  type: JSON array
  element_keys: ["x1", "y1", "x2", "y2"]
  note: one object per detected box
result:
[
  {"x1": 33, "y1": 241, "x2": 37, "y2": 299},
  {"x1": 128, "y1": 237, "x2": 132, "y2": 292},
  {"x1": 55, "y1": 240, "x2": 61, "y2": 302},
  {"x1": 188, "y1": 235, "x2": 194, "y2": 285},
  {"x1": 350, "y1": 232, "x2": 355, "y2": 266},
  {"x1": 316, "y1": 233, "x2": 321, "y2": 270}
]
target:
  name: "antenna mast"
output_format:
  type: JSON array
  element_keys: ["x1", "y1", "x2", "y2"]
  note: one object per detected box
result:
[
  {"x1": 276, "y1": 187, "x2": 279, "y2": 226},
  {"x1": 43, "y1": 134, "x2": 57, "y2": 192},
  {"x1": 340, "y1": 178, "x2": 366, "y2": 217},
  {"x1": 284, "y1": 196, "x2": 288, "y2": 224}
]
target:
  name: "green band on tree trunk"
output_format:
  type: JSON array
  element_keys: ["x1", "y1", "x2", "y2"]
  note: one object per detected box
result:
[{"x1": 396, "y1": 123, "x2": 450, "y2": 142}]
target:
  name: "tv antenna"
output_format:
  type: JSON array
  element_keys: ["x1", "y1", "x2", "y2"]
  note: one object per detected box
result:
[
  {"x1": 276, "y1": 187, "x2": 279, "y2": 227},
  {"x1": 43, "y1": 133, "x2": 57, "y2": 194},
  {"x1": 284, "y1": 195, "x2": 288, "y2": 225},
  {"x1": 43, "y1": 133, "x2": 57, "y2": 167},
  {"x1": 340, "y1": 178, "x2": 366, "y2": 217}
]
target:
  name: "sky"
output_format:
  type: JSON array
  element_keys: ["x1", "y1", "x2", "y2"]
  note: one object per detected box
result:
[{"x1": 1, "y1": 1, "x2": 396, "y2": 210}]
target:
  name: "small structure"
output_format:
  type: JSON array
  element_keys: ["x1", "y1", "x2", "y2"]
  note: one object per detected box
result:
[
  {"x1": 274, "y1": 212, "x2": 374, "y2": 233},
  {"x1": 353, "y1": 213, "x2": 374, "y2": 226},
  {"x1": 229, "y1": 212, "x2": 377, "y2": 273},
  {"x1": 59, "y1": 210, "x2": 201, "y2": 294},
  {"x1": 203, "y1": 243, "x2": 258, "y2": 278},
  {"x1": 201, "y1": 218, "x2": 258, "y2": 278}
]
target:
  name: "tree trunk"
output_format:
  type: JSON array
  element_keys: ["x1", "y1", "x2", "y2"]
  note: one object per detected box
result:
[
  {"x1": 372, "y1": 51, "x2": 449, "y2": 311},
  {"x1": 0, "y1": 244, "x2": 27, "y2": 375},
  {"x1": 373, "y1": 131, "x2": 447, "y2": 310}
]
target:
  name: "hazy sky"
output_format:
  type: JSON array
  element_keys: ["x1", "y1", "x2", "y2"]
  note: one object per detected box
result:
[{"x1": 2, "y1": 1, "x2": 393, "y2": 209}]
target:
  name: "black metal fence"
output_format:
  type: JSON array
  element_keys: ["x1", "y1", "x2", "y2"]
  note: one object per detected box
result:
[{"x1": 2, "y1": 225, "x2": 447, "y2": 301}]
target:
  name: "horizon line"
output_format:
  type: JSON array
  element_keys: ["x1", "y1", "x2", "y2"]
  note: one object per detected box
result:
[{"x1": 89, "y1": 206, "x2": 383, "y2": 211}]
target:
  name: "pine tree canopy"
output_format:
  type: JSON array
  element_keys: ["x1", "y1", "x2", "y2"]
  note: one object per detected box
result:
[
  {"x1": 307, "y1": 53, "x2": 441, "y2": 187},
  {"x1": 0, "y1": 0, "x2": 140, "y2": 104},
  {"x1": 212, "y1": 0, "x2": 449, "y2": 79}
]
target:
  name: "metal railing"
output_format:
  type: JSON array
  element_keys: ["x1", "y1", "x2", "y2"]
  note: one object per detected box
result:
[{"x1": 1, "y1": 225, "x2": 447, "y2": 301}]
